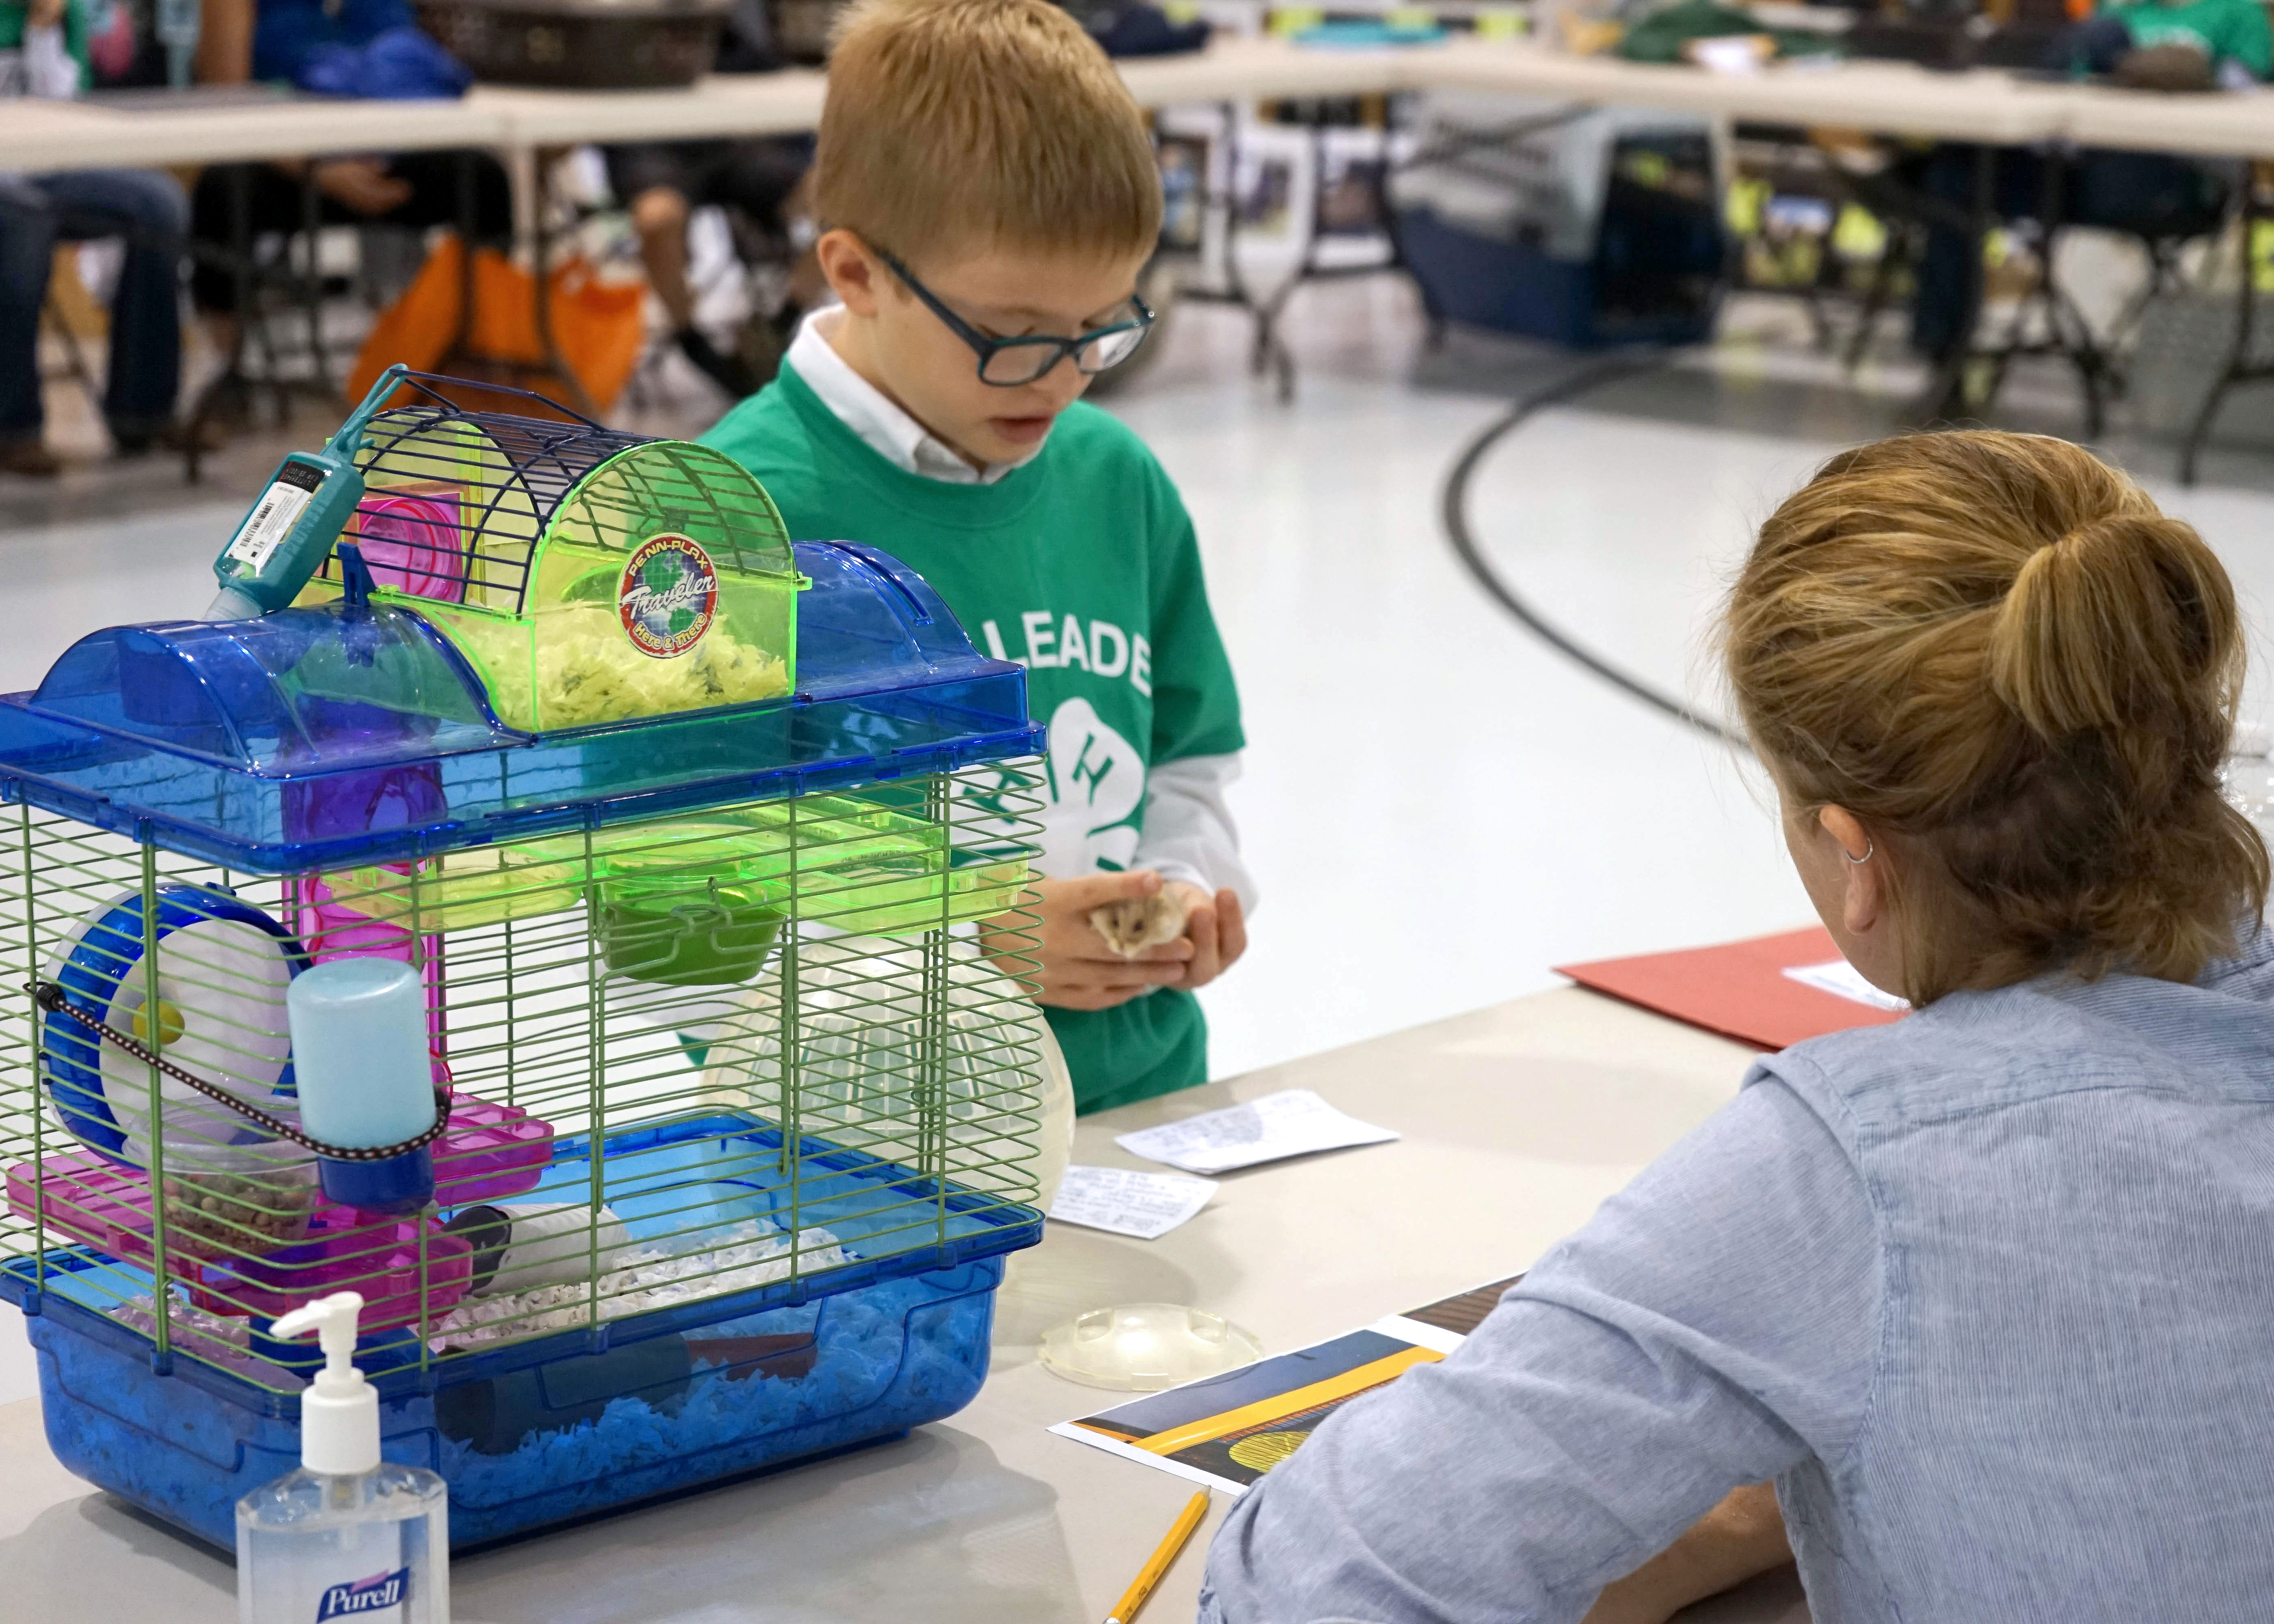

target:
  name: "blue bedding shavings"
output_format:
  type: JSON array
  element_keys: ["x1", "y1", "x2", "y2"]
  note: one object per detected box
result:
[{"x1": 439, "y1": 1272, "x2": 974, "y2": 1520}]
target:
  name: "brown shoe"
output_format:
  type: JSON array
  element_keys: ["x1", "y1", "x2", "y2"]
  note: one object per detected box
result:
[{"x1": 0, "y1": 440, "x2": 62, "y2": 478}]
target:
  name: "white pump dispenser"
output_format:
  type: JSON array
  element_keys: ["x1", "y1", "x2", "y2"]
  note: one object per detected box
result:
[
  {"x1": 270, "y1": 1291, "x2": 380, "y2": 1476},
  {"x1": 236, "y1": 1291, "x2": 451, "y2": 1623}
]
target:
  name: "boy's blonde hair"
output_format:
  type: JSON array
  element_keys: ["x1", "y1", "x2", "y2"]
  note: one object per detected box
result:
[
  {"x1": 1725, "y1": 430, "x2": 2268, "y2": 1003},
  {"x1": 817, "y1": 0, "x2": 1161, "y2": 266}
]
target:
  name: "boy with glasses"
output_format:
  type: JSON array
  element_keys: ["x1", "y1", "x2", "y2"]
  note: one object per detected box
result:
[{"x1": 701, "y1": 0, "x2": 1253, "y2": 1114}]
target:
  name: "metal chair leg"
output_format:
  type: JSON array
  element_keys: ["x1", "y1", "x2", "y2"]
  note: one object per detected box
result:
[{"x1": 2180, "y1": 202, "x2": 2260, "y2": 486}]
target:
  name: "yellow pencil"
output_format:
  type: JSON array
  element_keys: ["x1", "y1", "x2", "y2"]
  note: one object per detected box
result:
[{"x1": 1105, "y1": 1489, "x2": 1211, "y2": 1624}]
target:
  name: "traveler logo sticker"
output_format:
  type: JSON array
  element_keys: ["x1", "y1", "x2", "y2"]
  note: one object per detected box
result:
[
  {"x1": 315, "y1": 1566, "x2": 409, "y2": 1618},
  {"x1": 619, "y1": 533, "x2": 719, "y2": 658}
]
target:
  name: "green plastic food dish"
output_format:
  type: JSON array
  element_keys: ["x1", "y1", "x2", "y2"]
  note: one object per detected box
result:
[{"x1": 597, "y1": 877, "x2": 785, "y2": 986}]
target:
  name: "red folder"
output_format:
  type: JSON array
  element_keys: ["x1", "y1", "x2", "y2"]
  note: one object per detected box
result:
[{"x1": 1556, "y1": 925, "x2": 1906, "y2": 1051}]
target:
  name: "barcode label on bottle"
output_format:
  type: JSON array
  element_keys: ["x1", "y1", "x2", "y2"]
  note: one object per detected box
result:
[{"x1": 225, "y1": 460, "x2": 327, "y2": 570}]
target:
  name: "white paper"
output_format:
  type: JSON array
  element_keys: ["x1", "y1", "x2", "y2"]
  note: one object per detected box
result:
[
  {"x1": 1782, "y1": 958, "x2": 1909, "y2": 1013},
  {"x1": 1113, "y1": 1088, "x2": 1399, "y2": 1175},
  {"x1": 1048, "y1": 1165, "x2": 1217, "y2": 1239}
]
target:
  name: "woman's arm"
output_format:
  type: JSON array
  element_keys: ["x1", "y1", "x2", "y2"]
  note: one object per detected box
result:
[
  {"x1": 1580, "y1": 1483, "x2": 1791, "y2": 1624},
  {"x1": 1198, "y1": 1075, "x2": 1877, "y2": 1624},
  {"x1": 21, "y1": 0, "x2": 85, "y2": 98}
]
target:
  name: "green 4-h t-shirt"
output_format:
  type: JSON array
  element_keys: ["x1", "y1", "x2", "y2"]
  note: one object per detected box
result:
[
  {"x1": 2107, "y1": 0, "x2": 2272, "y2": 75},
  {"x1": 700, "y1": 361, "x2": 1245, "y2": 1113},
  {"x1": 0, "y1": 0, "x2": 91, "y2": 89}
]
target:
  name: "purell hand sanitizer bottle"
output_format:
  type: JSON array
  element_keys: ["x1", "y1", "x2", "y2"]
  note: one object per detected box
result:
[{"x1": 237, "y1": 1292, "x2": 449, "y2": 1623}]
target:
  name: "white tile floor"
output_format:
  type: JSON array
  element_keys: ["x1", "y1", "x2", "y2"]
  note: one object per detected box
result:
[{"x1": 9, "y1": 276, "x2": 2274, "y2": 1406}]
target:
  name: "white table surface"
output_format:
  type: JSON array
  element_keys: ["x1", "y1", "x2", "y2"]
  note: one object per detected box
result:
[
  {"x1": 1416, "y1": 37, "x2": 2075, "y2": 143},
  {"x1": 0, "y1": 983, "x2": 1815, "y2": 1624},
  {"x1": 0, "y1": 85, "x2": 514, "y2": 168},
  {"x1": 6, "y1": 36, "x2": 2270, "y2": 174},
  {"x1": 468, "y1": 70, "x2": 824, "y2": 147},
  {"x1": 2055, "y1": 76, "x2": 2274, "y2": 158}
]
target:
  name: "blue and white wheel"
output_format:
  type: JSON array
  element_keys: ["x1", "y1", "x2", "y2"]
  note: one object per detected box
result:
[{"x1": 41, "y1": 885, "x2": 308, "y2": 1168}]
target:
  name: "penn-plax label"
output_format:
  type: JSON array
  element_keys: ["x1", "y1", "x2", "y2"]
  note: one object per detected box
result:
[
  {"x1": 618, "y1": 532, "x2": 719, "y2": 659},
  {"x1": 315, "y1": 1566, "x2": 409, "y2": 1619},
  {"x1": 226, "y1": 459, "x2": 328, "y2": 571}
]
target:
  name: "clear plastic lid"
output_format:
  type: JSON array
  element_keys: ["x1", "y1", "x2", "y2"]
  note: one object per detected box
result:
[{"x1": 1038, "y1": 1303, "x2": 1265, "y2": 1392}]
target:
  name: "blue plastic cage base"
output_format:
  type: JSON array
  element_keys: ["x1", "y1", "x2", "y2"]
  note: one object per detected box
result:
[
  {"x1": 20, "y1": 1256, "x2": 1001, "y2": 1551},
  {"x1": 446, "y1": 1426, "x2": 914, "y2": 1558},
  {"x1": 1, "y1": 1111, "x2": 1042, "y2": 1552}
]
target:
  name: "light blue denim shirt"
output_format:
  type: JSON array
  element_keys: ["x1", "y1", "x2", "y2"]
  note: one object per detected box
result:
[{"x1": 1198, "y1": 929, "x2": 2274, "y2": 1622}]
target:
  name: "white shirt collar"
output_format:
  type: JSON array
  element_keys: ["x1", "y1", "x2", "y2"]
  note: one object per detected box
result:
[{"x1": 787, "y1": 307, "x2": 1044, "y2": 487}]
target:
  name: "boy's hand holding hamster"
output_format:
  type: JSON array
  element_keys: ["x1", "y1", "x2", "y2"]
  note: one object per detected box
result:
[{"x1": 992, "y1": 871, "x2": 1245, "y2": 1011}]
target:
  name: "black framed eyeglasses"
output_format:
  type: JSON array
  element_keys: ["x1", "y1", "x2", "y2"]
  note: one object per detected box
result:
[{"x1": 875, "y1": 249, "x2": 1154, "y2": 387}]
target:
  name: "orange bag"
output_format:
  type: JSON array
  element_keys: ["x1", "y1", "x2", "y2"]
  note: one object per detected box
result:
[{"x1": 348, "y1": 233, "x2": 646, "y2": 414}]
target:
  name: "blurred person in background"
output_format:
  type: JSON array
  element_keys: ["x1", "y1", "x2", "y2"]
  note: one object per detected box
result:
[
  {"x1": 605, "y1": 136, "x2": 822, "y2": 397},
  {"x1": 188, "y1": 0, "x2": 511, "y2": 401},
  {"x1": 1910, "y1": 0, "x2": 2267, "y2": 367},
  {"x1": 605, "y1": 0, "x2": 825, "y2": 399},
  {"x1": 0, "y1": 0, "x2": 192, "y2": 475}
]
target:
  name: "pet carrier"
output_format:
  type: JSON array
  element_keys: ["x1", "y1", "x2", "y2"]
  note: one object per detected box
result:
[
  {"x1": 1390, "y1": 90, "x2": 1727, "y2": 348},
  {"x1": 0, "y1": 375, "x2": 1069, "y2": 1551}
]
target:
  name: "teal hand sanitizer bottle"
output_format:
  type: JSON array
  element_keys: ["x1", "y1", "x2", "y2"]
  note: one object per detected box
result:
[
  {"x1": 236, "y1": 1291, "x2": 450, "y2": 1624},
  {"x1": 204, "y1": 366, "x2": 411, "y2": 621}
]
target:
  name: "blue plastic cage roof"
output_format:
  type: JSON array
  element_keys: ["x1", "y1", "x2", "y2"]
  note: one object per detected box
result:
[{"x1": 0, "y1": 542, "x2": 1040, "y2": 873}]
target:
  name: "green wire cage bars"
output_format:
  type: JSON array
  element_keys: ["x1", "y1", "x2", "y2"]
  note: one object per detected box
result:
[{"x1": 0, "y1": 392, "x2": 1068, "y2": 1546}]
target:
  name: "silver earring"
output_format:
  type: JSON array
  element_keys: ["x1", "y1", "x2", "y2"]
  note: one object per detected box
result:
[{"x1": 1846, "y1": 838, "x2": 1875, "y2": 866}]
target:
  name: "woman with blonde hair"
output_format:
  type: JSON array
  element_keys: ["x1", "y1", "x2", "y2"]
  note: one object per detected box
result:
[{"x1": 1200, "y1": 430, "x2": 2274, "y2": 1623}]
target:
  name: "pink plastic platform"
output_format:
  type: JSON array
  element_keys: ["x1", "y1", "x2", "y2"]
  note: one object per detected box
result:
[
  {"x1": 430, "y1": 1091, "x2": 554, "y2": 1206},
  {"x1": 196, "y1": 1210, "x2": 475, "y2": 1329},
  {"x1": 5, "y1": 1091, "x2": 553, "y2": 1328}
]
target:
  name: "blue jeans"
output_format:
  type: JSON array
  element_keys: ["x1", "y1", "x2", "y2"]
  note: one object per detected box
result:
[{"x1": 0, "y1": 167, "x2": 189, "y2": 445}]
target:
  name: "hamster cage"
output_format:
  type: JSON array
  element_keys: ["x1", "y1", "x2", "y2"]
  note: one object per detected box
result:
[{"x1": 0, "y1": 377, "x2": 1066, "y2": 1550}]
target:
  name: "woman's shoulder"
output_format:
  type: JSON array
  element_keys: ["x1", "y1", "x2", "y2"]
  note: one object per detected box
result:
[{"x1": 1761, "y1": 945, "x2": 2274, "y2": 1140}]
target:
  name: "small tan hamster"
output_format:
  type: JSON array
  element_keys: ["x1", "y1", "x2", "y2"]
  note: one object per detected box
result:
[{"x1": 1089, "y1": 890, "x2": 1189, "y2": 958}]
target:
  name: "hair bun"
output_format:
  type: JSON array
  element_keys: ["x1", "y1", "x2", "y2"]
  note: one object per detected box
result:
[
  {"x1": 1727, "y1": 430, "x2": 2262, "y2": 1002},
  {"x1": 1989, "y1": 513, "x2": 2234, "y2": 744}
]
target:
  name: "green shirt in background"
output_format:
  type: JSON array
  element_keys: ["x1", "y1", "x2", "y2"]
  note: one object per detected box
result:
[
  {"x1": 701, "y1": 362, "x2": 1246, "y2": 1114},
  {"x1": 0, "y1": 0, "x2": 91, "y2": 90},
  {"x1": 2106, "y1": 0, "x2": 2272, "y2": 76}
]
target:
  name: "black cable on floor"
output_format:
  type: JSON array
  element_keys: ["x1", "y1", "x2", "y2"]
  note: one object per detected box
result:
[{"x1": 1438, "y1": 350, "x2": 1751, "y2": 750}]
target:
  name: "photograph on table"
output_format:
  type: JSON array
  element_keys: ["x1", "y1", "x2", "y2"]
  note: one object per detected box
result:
[{"x1": 1053, "y1": 1276, "x2": 1524, "y2": 1494}]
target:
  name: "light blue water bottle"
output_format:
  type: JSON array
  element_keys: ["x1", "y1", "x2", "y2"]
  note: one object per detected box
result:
[{"x1": 288, "y1": 957, "x2": 439, "y2": 1214}]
